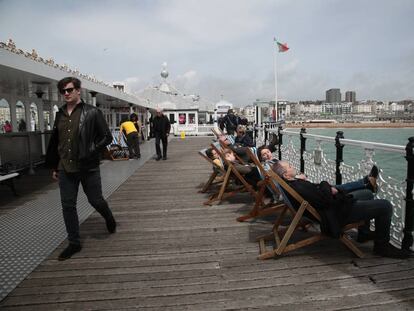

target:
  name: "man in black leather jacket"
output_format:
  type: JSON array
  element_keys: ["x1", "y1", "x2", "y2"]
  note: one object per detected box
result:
[{"x1": 46, "y1": 77, "x2": 116, "y2": 260}]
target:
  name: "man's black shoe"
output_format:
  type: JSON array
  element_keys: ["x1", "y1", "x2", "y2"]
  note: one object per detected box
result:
[
  {"x1": 365, "y1": 176, "x2": 378, "y2": 193},
  {"x1": 58, "y1": 243, "x2": 82, "y2": 261},
  {"x1": 136, "y1": 155, "x2": 141, "y2": 159},
  {"x1": 155, "y1": 155, "x2": 162, "y2": 161},
  {"x1": 270, "y1": 133, "x2": 279, "y2": 146},
  {"x1": 373, "y1": 242, "x2": 409, "y2": 259},
  {"x1": 369, "y1": 165, "x2": 379, "y2": 179},
  {"x1": 357, "y1": 230, "x2": 376, "y2": 243},
  {"x1": 162, "y1": 156, "x2": 167, "y2": 160},
  {"x1": 106, "y1": 216, "x2": 117, "y2": 233}
]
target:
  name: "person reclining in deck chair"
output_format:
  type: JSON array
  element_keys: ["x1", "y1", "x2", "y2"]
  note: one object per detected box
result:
[
  {"x1": 206, "y1": 147, "x2": 225, "y2": 182},
  {"x1": 272, "y1": 160, "x2": 409, "y2": 259},
  {"x1": 258, "y1": 145, "x2": 378, "y2": 194},
  {"x1": 235, "y1": 125, "x2": 255, "y2": 147},
  {"x1": 223, "y1": 149, "x2": 262, "y2": 190},
  {"x1": 218, "y1": 132, "x2": 278, "y2": 163}
]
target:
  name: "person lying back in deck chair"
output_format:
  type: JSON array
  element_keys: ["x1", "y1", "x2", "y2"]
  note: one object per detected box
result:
[
  {"x1": 258, "y1": 145, "x2": 379, "y2": 193},
  {"x1": 223, "y1": 149, "x2": 262, "y2": 190},
  {"x1": 272, "y1": 160, "x2": 409, "y2": 259}
]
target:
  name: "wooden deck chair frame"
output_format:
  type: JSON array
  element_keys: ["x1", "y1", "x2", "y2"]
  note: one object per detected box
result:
[
  {"x1": 106, "y1": 131, "x2": 129, "y2": 161},
  {"x1": 204, "y1": 143, "x2": 258, "y2": 206},
  {"x1": 235, "y1": 147, "x2": 286, "y2": 222},
  {"x1": 257, "y1": 169, "x2": 365, "y2": 260},
  {"x1": 198, "y1": 148, "x2": 227, "y2": 193}
]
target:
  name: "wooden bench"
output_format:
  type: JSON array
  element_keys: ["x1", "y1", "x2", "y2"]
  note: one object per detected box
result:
[{"x1": 0, "y1": 172, "x2": 19, "y2": 196}]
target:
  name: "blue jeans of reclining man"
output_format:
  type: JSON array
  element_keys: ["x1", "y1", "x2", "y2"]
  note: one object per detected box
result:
[{"x1": 58, "y1": 169, "x2": 114, "y2": 245}]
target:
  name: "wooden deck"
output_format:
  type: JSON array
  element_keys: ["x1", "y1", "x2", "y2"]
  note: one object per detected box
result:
[{"x1": 1, "y1": 137, "x2": 414, "y2": 310}]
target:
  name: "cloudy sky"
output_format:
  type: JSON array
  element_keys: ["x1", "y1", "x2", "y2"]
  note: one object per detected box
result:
[{"x1": 1, "y1": 0, "x2": 413, "y2": 106}]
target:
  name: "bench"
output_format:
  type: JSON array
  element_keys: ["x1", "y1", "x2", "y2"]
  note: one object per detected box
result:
[{"x1": 0, "y1": 172, "x2": 19, "y2": 196}]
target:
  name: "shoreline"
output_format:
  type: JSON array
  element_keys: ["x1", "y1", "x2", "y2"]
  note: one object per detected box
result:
[{"x1": 285, "y1": 122, "x2": 414, "y2": 129}]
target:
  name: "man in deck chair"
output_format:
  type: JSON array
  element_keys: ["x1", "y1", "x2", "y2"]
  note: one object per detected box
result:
[
  {"x1": 258, "y1": 145, "x2": 378, "y2": 194},
  {"x1": 272, "y1": 160, "x2": 409, "y2": 259},
  {"x1": 223, "y1": 149, "x2": 261, "y2": 190}
]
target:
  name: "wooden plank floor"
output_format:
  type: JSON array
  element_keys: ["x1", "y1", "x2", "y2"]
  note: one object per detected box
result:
[{"x1": 1, "y1": 137, "x2": 414, "y2": 310}]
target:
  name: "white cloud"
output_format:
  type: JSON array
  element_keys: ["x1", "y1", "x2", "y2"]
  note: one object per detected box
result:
[{"x1": 1, "y1": 0, "x2": 413, "y2": 105}]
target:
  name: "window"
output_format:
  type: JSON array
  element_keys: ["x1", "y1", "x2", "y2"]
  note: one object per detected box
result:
[
  {"x1": 189, "y1": 113, "x2": 195, "y2": 124},
  {"x1": 179, "y1": 113, "x2": 186, "y2": 125}
]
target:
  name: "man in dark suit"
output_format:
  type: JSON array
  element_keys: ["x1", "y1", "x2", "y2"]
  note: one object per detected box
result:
[{"x1": 152, "y1": 107, "x2": 171, "y2": 160}]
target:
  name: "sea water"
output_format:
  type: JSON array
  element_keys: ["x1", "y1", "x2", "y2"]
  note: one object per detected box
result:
[{"x1": 284, "y1": 127, "x2": 413, "y2": 182}]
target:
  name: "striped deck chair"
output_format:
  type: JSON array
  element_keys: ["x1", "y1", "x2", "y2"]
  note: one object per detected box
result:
[
  {"x1": 204, "y1": 143, "x2": 258, "y2": 205},
  {"x1": 257, "y1": 169, "x2": 365, "y2": 260},
  {"x1": 235, "y1": 148, "x2": 286, "y2": 222},
  {"x1": 106, "y1": 130, "x2": 129, "y2": 160},
  {"x1": 198, "y1": 147, "x2": 226, "y2": 193}
]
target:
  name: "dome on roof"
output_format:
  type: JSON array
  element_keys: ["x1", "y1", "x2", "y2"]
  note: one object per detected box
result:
[{"x1": 161, "y1": 62, "x2": 169, "y2": 79}]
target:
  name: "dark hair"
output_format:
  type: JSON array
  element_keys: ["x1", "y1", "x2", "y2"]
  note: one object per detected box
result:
[
  {"x1": 130, "y1": 113, "x2": 138, "y2": 121},
  {"x1": 57, "y1": 77, "x2": 81, "y2": 92},
  {"x1": 257, "y1": 145, "x2": 265, "y2": 162},
  {"x1": 205, "y1": 148, "x2": 214, "y2": 159}
]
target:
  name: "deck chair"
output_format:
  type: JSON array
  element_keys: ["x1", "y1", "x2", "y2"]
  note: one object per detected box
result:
[
  {"x1": 257, "y1": 169, "x2": 365, "y2": 260},
  {"x1": 198, "y1": 147, "x2": 226, "y2": 193},
  {"x1": 204, "y1": 143, "x2": 258, "y2": 205},
  {"x1": 106, "y1": 130, "x2": 129, "y2": 160},
  {"x1": 235, "y1": 147, "x2": 286, "y2": 222}
]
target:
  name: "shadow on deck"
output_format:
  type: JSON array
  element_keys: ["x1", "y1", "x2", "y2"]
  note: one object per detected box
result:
[{"x1": 1, "y1": 137, "x2": 413, "y2": 310}]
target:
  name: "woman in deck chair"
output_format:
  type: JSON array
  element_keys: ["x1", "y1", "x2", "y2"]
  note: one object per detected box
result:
[{"x1": 272, "y1": 160, "x2": 409, "y2": 259}]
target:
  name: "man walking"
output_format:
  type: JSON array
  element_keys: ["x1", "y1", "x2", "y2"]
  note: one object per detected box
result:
[
  {"x1": 152, "y1": 107, "x2": 171, "y2": 160},
  {"x1": 46, "y1": 77, "x2": 116, "y2": 261},
  {"x1": 119, "y1": 114, "x2": 141, "y2": 159}
]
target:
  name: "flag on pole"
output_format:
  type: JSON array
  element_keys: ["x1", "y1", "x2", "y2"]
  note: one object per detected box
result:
[{"x1": 274, "y1": 38, "x2": 289, "y2": 52}]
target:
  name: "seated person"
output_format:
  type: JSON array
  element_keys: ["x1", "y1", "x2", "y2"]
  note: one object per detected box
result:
[
  {"x1": 235, "y1": 125, "x2": 255, "y2": 147},
  {"x1": 272, "y1": 160, "x2": 408, "y2": 259},
  {"x1": 206, "y1": 148, "x2": 223, "y2": 169},
  {"x1": 258, "y1": 146, "x2": 378, "y2": 193},
  {"x1": 223, "y1": 149, "x2": 261, "y2": 189}
]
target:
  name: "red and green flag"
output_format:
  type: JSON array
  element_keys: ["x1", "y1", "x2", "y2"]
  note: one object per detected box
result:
[{"x1": 274, "y1": 38, "x2": 289, "y2": 52}]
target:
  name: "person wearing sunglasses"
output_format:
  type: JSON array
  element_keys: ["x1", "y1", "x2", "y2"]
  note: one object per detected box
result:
[{"x1": 45, "y1": 77, "x2": 116, "y2": 260}]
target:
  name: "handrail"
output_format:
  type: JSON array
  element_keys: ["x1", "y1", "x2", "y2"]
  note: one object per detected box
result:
[{"x1": 279, "y1": 129, "x2": 406, "y2": 154}]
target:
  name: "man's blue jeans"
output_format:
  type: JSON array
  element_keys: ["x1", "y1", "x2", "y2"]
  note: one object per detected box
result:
[
  {"x1": 336, "y1": 178, "x2": 365, "y2": 193},
  {"x1": 58, "y1": 169, "x2": 113, "y2": 245}
]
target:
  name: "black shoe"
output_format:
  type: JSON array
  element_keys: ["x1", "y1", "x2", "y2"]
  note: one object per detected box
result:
[
  {"x1": 162, "y1": 156, "x2": 167, "y2": 160},
  {"x1": 270, "y1": 133, "x2": 279, "y2": 146},
  {"x1": 357, "y1": 230, "x2": 376, "y2": 243},
  {"x1": 105, "y1": 216, "x2": 117, "y2": 233},
  {"x1": 58, "y1": 243, "x2": 82, "y2": 261},
  {"x1": 369, "y1": 165, "x2": 379, "y2": 179},
  {"x1": 373, "y1": 242, "x2": 409, "y2": 259},
  {"x1": 135, "y1": 155, "x2": 141, "y2": 159},
  {"x1": 155, "y1": 155, "x2": 162, "y2": 161},
  {"x1": 364, "y1": 176, "x2": 378, "y2": 193}
]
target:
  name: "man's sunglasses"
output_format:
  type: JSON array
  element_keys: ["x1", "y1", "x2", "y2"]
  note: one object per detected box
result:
[{"x1": 60, "y1": 87, "x2": 76, "y2": 95}]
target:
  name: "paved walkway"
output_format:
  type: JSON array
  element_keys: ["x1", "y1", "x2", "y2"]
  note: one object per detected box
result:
[{"x1": 1, "y1": 137, "x2": 414, "y2": 310}]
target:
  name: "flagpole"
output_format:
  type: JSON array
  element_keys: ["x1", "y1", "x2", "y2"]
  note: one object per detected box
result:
[{"x1": 273, "y1": 38, "x2": 278, "y2": 122}]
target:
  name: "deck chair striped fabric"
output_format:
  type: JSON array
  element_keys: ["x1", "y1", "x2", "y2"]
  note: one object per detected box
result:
[
  {"x1": 257, "y1": 169, "x2": 365, "y2": 260},
  {"x1": 106, "y1": 130, "x2": 129, "y2": 160}
]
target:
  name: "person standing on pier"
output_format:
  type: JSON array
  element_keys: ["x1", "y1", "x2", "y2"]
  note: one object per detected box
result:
[
  {"x1": 46, "y1": 77, "x2": 116, "y2": 261},
  {"x1": 119, "y1": 114, "x2": 141, "y2": 159},
  {"x1": 153, "y1": 107, "x2": 170, "y2": 161}
]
